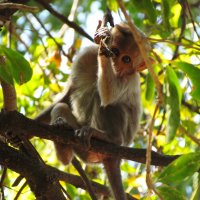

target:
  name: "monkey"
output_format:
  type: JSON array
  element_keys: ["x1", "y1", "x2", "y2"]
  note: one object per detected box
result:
[{"x1": 49, "y1": 21, "x2": 150, "y2": 200}]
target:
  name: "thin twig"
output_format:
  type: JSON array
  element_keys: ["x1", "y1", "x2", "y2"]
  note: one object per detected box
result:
[
  {"x1": 34, "y1": 0, "x2": 93, "y2": 42},
  {"x1": 32, "y1": 13, "x2": 69, "y2": 58},
  {"x1": 0, "y1": 3, "x2": 38, "y2": 12},
  {"x1": 72, "y1": 157, "x2": 97, "y2": 200},
  {"x1": 148, "y1": 37, "x2": 200, "y2": 51},
  {"x1": 185, "y1": 0, "x2": 200, "y2": 39},
  {"x1": 59, "y1": 183, "x2": 72, "y2": 200},
  {"x1": 0, "y1": 167, "x2": 7, "y2": 200},
  {"x1": 145, "y1": 103, "x2": 163, "y2": 199},
  {"x1": 172, "y1": 1, "x2": 186, "y2": 60},
  {"x1": 156, "y1": 108, "x2": 166, "y2": 136},
  {"x1": 180, "y1": 126, "x2": 200, "y2": 147},
  {"x1": 182, "y1": 99, "x2": 200, "y2": 114},
  {"x1": 58, "y1": 0, "x2": 79, "y2": 38},
  {"x1": 13, "y1": 180, "x2": 27, "y2": 200}
]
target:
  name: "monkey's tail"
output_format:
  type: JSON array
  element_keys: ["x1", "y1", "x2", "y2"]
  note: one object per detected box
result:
[{"x1": 103, "y1": 158, "x2": 127, "y2": 200}]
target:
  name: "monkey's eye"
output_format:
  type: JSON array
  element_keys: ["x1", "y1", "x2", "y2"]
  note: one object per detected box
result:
[
  {"x1": 111, "y1": 48, "x2": 120, "y2": 56},
  {"x1": 122, "y1": 56, "x2": 131, "y2": 63}
]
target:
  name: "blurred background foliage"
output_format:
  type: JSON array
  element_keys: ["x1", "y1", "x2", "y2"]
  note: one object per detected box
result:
[{"x1": 0, "y1": 0, "x2": 200, "y2": 199}]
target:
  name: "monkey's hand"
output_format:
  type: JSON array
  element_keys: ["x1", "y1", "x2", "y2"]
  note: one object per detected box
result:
[
  {"x1": 94, "y1": 20, "x2": 115, "y2": 58},
  {"x1": 75, "y1": 127, "x2": 114, "y2": 150},
  {"x1": 75, "y1": 126, "x2": 93, "y2": 150},
  {"x1": 94, "y1": 25, "x2": 114, "y2": 57},
  {"x1": 51, "y1": 117, "x2": 71, "y2": 129},
  {"x1": 94, "y1": 25, "x2": 111, "y2": 45}
]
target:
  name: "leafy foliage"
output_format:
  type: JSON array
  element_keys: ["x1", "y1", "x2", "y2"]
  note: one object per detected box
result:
[
  {"x1": 0, "y1": 0, "x2": 200, "y2": 199},
  {"x1": 0, "y1": 46, "x2": 32, "y2": 85}
]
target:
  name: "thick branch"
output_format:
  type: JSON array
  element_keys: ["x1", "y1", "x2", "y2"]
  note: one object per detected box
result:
[
  {"x1": 0, "y1": 111, "x2": 179, "y2": 166},
  {"x1": 0, "y1": 140, "x2": 138, "y2": 199},
  {"x1": 49, "y1": 166, "x2": 111, "y2": 197},
  {"x1": 0, "y1": 3, "x2": 38, "y2": 12},
  {"x1": 0, "y1": 0, "x2": 30, "y2": 21},
  {"x1": 0, "y1": 140, "x2": 65, "y2": 199}
]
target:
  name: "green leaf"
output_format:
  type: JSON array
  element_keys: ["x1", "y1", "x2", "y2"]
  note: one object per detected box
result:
[
  {"x1": 170, "y1": 3, "x2": 182, "y2": 27},
  {"x1": 176, "y1": 62, "x2": 200, "y2": 100},
  {"x1": 157, "y1": 185, "x2": 186, "y2": 200},
  {"x1": 0, "y1": 56, "x2": 14, "y2": 85},
  {"x1": 166, "y1": 66, "x2": 181, "y2": 141},
  {"x1": 142, "y1": 0, "x2": 157, "y2": 23},
  {"x1": 0, "y1": 46, "x2": 32, "y2": 85},
  {"x1": 132, "y1": 0, "x2": 156, "y2": 23},
  {"x1": 157, "y1": 152, "x2": 200, "y2": 184},
  {"x1": 107, "y1": 0, "x2": 118, "y2": 12},
  {"x1": 182, "y1": 120, "x2": 197, "y2": 135},
  {"x1": 145, "y1": 72, "x2": 155, "y2": 101},
  {"x1": 191, "y1": 175, "x2": 200, "y2": 200},
  {"x1": 161, "y1": 0, "x2": 171, "y2": 31}
]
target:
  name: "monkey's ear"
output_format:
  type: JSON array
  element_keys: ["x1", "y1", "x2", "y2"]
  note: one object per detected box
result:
[{"x1": 136, "y1": 57, "x2": 155, "y2": 72}]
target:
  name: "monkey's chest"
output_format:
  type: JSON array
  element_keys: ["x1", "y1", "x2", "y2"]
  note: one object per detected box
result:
[{"x1": 71, "y1": 89, "x2": 134, "y2": 145}]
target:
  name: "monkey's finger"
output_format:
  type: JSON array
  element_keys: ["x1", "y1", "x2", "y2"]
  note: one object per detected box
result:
[
  {"x1": 94, "y1": 21, "x2": 103, "y2": 44},
  {"x1": 75, "y1": 126, "x2": 93, "y2": 149},
  {"x1": 95, "y1": 27, "x2": 110, "y2": 34},
  {"x1": 96, "y1": 20, "x2": 102, "y2": 31},
  {"x1": 94, "y1": 29, "x2": 111, "y2": 44}
]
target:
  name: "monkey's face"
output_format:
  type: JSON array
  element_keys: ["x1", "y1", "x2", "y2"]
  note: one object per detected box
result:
[
  {"x1": 111, "y1": 47, "x2": 145, "y2": 78},
  {"x1": 111, "y1": 24, "x2": 146, "y2": 77}
]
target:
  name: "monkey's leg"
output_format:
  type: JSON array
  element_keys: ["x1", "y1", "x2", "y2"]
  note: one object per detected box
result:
[
  {"x1": 51, "y1": 102, "x2": 79, "y2": 165},
  {"x1": 75, "y1": 128, "x2": 127, "y2": 200},
  {"x1": 51, "y1": 103, "x2": 98, "y2": 200},
  {"x1": 103, "y1": 158, "x2": 127, "y2": 200}
]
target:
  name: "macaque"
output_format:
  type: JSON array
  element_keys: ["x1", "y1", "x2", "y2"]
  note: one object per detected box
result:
[{"x1": 50, "y1": 22, "x2": 150, "y2": 200}]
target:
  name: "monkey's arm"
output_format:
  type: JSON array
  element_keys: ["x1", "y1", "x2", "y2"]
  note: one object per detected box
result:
[{"x1": 97, "y1": 48, "x2": 129, "y2": 106}]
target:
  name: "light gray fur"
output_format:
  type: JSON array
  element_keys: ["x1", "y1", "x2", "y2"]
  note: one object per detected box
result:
[{"x1": 70, "y1": 45, "x2": 141, "y2": 146}]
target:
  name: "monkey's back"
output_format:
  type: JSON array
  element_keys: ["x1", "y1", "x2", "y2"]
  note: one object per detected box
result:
[{"x1": 70, "y1": 45, "x2": 99, "y2": 125}]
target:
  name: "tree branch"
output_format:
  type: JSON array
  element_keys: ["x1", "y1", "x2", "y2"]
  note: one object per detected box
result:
[
  {"x1": 0, "y1": 140, "x2": 66, "y2": 199},
  {"x1": 0, "y1": 140, "x2": 139, "y2": 199},
  {"x1": 0, "y1": 111, "x2": 179, "y2": 166},
  {"x1": 182, "y1": 99, "x2": 200, "y2": 114},
  {"x1": 0, "y1": 3, "x2": 38, "y2": 12},
  {"x1": 0, "y1": 0, "x2": 30, "y2": 22},
  {"x1": 34, "y1": 0, "x2": 93, "y2": 42}
]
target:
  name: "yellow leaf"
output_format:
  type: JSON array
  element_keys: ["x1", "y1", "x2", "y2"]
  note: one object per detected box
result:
[{"x1": 48, "y1": 51, "x2": 61, "y2": 67}]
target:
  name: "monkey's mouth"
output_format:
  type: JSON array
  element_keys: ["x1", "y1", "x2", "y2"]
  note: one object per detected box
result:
[
  {"x1": 135, "y1": 61, "x2": 146, "y2": 72},
  {"x1": 135, "y1": 57, "x2": 155, "y2": 72}
]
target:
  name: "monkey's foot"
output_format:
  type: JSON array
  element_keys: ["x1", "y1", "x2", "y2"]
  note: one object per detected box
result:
[
  {"x1": 51, "y1": 117, "x2": 70, "y2": 128},
  {"x1": 4, "y1": 131, "x2": 23, "y2": 148},
  {"x1": 75, "y1": 126, "x2": 93, "y2": 150}
]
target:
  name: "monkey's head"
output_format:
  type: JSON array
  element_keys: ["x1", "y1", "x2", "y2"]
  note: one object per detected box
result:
[{"x1": 110, "y1": 23, "x2": 150, "y2": 78}]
